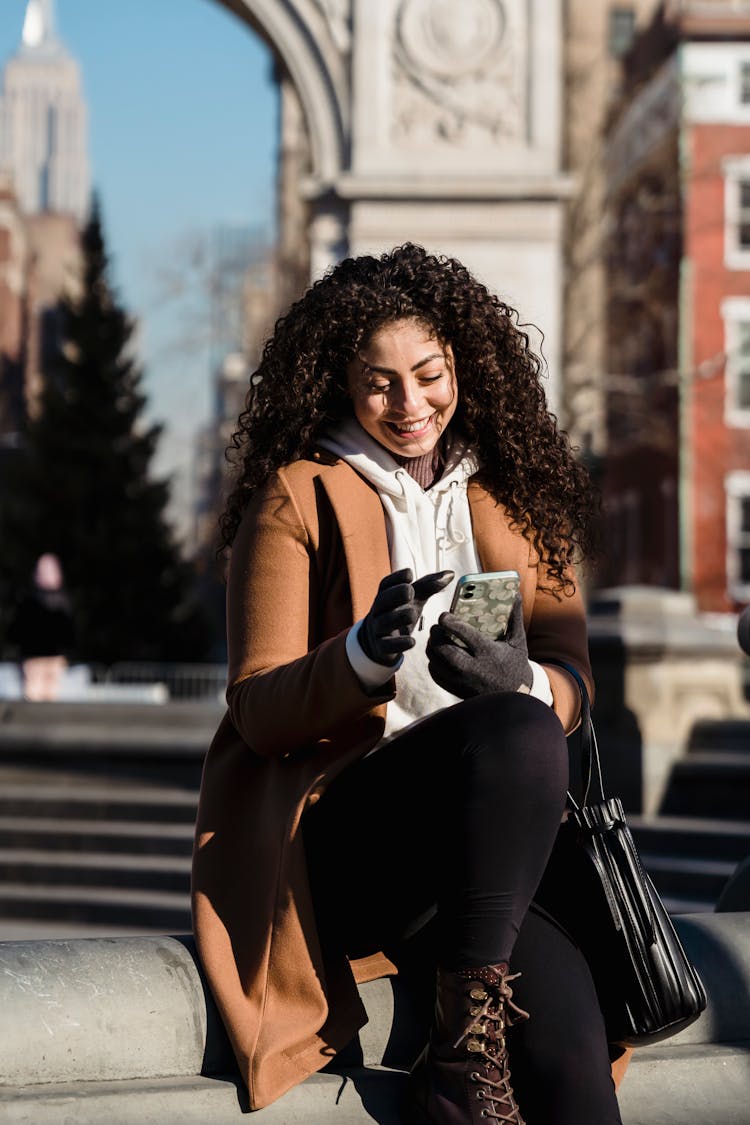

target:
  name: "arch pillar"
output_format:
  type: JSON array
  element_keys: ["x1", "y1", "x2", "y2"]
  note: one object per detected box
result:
[{"x1": 218, "y1": 0, "x2": 571, "y2": 407}]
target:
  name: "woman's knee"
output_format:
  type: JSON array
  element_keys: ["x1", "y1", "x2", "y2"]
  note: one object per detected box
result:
[
  {"x1": 427, "y1": 694, "x2": 569, "y2": 812},
  {"x1": 451, "y1": 692, "x2": 567, "y2": 766}
]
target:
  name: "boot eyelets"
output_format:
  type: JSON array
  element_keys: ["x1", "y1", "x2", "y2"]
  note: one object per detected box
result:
[{"x1": 428, "y1": 966, "x2": 526, "y2": 1124}]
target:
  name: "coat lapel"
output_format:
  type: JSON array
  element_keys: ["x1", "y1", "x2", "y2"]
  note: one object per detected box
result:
[{"x1": 321, "y1": 462, "x2": 392, "y2": 621}]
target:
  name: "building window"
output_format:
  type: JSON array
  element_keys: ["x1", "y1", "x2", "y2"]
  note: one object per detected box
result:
[
  {"x1": 741, "y1": 61, "x2": 750, "y2": 104},
  {"x1": 723, "y1": 160, "x2": 750, "y2": 268},
  {"x1": 721, "y1": 297, "x2": 750, "y2": 425},
  {"x1": 739, "y1": 181, "x2": 750, "y2": 248},
  {"x1": 736, "y1": 323, "x2": 750, "y2": 410},
  {"x1": 727, "y1": 473, "x2": 750, "y2": 600},
  {"x1": 608, "y1": 7, "x2": 636, "y2": 60}
]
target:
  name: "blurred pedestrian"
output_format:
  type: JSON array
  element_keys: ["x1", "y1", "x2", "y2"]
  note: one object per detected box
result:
[{"x1": 8, "y1": 553, "x2": 75, "y2": 701}]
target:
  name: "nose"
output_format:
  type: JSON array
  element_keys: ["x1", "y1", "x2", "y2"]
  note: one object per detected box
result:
[{"x1": 388, "y1": 377, "x2": 422, "y2": 417}]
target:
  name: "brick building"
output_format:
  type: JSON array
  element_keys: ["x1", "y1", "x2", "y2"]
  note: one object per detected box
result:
[{"x1": 602, "y1": 0, "x2": 750, "y2": 611}]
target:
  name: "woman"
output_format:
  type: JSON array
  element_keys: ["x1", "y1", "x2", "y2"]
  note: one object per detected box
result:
[{"x1": 192, "y1": 244, "x2": 626, "y2": 1123}]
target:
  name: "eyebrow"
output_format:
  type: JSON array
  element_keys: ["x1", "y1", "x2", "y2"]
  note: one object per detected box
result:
[{"x1": 363, "y1": 352, "x2": 445, "y2": 376}]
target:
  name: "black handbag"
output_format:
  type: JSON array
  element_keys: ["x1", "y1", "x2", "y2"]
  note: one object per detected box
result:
[{"x1": 539, "y1": 662, "x2": 708, "y2": 1047}]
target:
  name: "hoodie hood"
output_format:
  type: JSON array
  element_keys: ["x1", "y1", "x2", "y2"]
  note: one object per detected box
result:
[{"x1": 319, "y1": 416, "x2": 480, "y2": 577}]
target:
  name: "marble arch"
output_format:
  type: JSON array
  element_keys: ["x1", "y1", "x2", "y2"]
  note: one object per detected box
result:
[
  {"x1": 215, "y1": 0, "x2": 346, "y2": 184},
  {"x1": 214, "y1": 0, "x2": 570, "y2": 409}
]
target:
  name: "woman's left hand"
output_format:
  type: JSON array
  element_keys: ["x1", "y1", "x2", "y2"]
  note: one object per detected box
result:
[{"x1": 426, "y1": 595, "x2": 533, "y2": 698}]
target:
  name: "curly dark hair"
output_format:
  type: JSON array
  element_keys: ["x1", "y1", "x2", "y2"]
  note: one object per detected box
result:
[{"x1": 220, "y1": 243, "x2": 599, "y2": 591}]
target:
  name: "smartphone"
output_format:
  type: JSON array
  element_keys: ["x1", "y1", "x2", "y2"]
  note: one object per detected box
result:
[{"x1": 449, "y1": 570, "x2": 521, "y2": 640}]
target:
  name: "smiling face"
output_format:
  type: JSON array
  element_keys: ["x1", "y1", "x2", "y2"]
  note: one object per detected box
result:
[{"x1": 345, "y1": 319, "x2": 458, "y2": 458}]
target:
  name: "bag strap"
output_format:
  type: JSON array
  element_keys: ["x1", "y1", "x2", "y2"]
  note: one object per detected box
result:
[{"x1": 545, "y1": 660, "x2": 606, "y2": 808}]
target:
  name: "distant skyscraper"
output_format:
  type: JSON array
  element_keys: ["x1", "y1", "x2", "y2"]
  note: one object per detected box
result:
[{"x1": 0, "y1": 0, "x2": 89, "y2": 221}]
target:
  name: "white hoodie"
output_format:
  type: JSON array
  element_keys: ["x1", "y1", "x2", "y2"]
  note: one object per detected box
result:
[{"x1": 319, "y1": 417, "x2": 552, "y2": 744}]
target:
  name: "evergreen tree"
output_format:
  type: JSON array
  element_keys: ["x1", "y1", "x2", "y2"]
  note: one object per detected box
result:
[{"x1": 15, "y1": 198, "x2": 210, "y2": 664}]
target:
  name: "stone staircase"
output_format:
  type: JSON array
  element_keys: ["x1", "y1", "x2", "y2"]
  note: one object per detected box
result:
[
  {"x1": 0, "y1": 701, "x2": 216, "y2": 934},
  {"x1": 0, "y1": 703, "x2": 749, "y2": 934},
  {"x1": 630, "y1": 717, "x2": 750, "y2": 912}
]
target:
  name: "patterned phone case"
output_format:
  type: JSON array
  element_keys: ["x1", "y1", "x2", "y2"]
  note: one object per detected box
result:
[{"x1": 450, "y1": 571, "x2": 521, "y2": 640}]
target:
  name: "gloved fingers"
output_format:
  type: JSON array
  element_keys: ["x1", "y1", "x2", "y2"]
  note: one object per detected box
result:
[
  {"x1": 426, "y1": 621, "x2": 460, "y2": 657},
  {"x1": 427, "y1": 653, "x2": 477, "y2": 698},
  {"x1": 426, "y1": 625, "x2": 475, "y2": 671},
  {"x1": 378, "y1": 633, "x2": 416, "y2": 655},
  {"x1": 426, "y1": 659, "x2": 457, "y2": 695},
  {"x1": 377, "y1": 567, "x2": 413, "y2": 594},
  {"x1": 435, "y1": 611, "x2": 488, "y2": 655},
  {"x1": 372, "y1": 580, "x2": 415, "y2": 615},
  {"x1": 412, "y1": 569, "x2": 454, "y2": 602},
  {"x1": 374, "y1": 603, "x2": 421, "y2": 635},
  {"x1": 504, "y1": 594, "x2": 526, "y2": 642}
]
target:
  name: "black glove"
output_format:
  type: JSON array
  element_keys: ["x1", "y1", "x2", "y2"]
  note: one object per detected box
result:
[
  {"x1": 359, "y1": 567, "x2": 454, "y2": 666},
  {"x1": 426, "y1": 594, "x2": 533, "y2": 697}
]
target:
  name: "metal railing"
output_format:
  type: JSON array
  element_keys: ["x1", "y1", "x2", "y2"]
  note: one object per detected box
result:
[{"x1": 91, "y1": 662, "x2": 228, "y2": 701}]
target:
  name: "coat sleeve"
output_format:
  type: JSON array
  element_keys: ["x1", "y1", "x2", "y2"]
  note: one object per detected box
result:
[
  {"x1": 525, "y1": 561, "x2": 593, "y2": 736},
  {"x1": 225, "y1": 470, "x2": 394, "y2": 758}
]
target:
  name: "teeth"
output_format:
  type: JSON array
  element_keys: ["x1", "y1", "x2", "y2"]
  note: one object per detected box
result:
[{"x1": 394, "y1": 418, "x2": 430, "y2": 433}]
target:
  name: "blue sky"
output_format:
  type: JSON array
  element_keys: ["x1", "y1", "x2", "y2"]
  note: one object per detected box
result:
[{"x1": 0, "y1": 0, "x2": 277, "y2": 530}]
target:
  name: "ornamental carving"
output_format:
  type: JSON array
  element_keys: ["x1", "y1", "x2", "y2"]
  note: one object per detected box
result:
[
  {"x1": 392, "y1": 0, "x2": 527, "y2": 147},
  {"x1": 312, "y1": 0, "x2": 351, "y2": 53}
]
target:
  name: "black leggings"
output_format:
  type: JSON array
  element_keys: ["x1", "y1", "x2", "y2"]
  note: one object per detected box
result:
[{"x1": 304, "y1": 693, "x2": 623, "y2": 1125}]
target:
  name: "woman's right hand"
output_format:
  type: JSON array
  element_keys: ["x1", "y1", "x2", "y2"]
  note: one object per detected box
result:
[{"x1": 358, "y1": 567, "x2": 454, "y2": 666}]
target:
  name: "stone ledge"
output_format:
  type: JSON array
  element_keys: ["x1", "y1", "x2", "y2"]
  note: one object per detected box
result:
[
  {"x1": 0, "y1": 914, "x2": 748, "y2": 1122},
  {"x1": 0, "y1": 1070, "x2": 406, "y2": 1125}
]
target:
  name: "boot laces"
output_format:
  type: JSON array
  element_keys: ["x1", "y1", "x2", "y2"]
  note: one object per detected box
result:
[{"x1": 454, "y1": 970, "x2": 529, "y2": 1124}]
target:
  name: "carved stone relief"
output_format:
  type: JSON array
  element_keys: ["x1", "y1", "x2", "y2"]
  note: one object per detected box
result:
[
  {"x1": 392, "y1": 0, "x2": 528, "y2": 148},
  {"x1": 312, "y1": 0, "x2": 351, "y2": 53}
]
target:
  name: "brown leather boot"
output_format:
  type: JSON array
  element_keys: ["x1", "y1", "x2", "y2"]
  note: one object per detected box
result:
[{"x1": 409, "y1": 962, "x2": 528, "y2": 1123}]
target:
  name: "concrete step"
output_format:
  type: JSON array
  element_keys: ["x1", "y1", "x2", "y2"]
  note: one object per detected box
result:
[
  {"x1": 0, "y1": 744, "x2": 205, "y2": 786},
  {"x1": 2, "y1": 1046, "x2": 750, "y2": 1125},
  {"x1": 0, "y1": 780, "x2": 198, "y2": 824},
  {"x1": 687, "y1": 718, "x2": 750, "y2": 753},
  {"x1": 0, "y1": 815, "x2": 194, "y2": 856},
  {"x1": 659, "y1": 894, "x2": 715, "y2": 914},
  {"x1": 0, "y1": 849, "x2": 191, "y2": 893},
  {"x1": 659, "y1": 752, "x2": 750, "y2": 819},
  {"x1": 0, "y1": 699, "x2": 224, "y2": 729},
  {"x1": 629, "y1": 814, "x2": 750, "y2": 908},
  {"x1": 0, "y1": 883, "x2": 191, "y2": 929},
  {"x1": 0, "y1": 715, "x2": 210, "y2": 785},
  {"x1": 629, "y1": 814, "x2": 750, "y2": 863},
  {"x1": 639, "y1": 853, "x2": 737, "y2": 903}
]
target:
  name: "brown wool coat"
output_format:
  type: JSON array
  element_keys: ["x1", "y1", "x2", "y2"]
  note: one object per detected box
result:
[{"x1": 191, "y1": 451, "x2": 621, "y2": 1111}]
